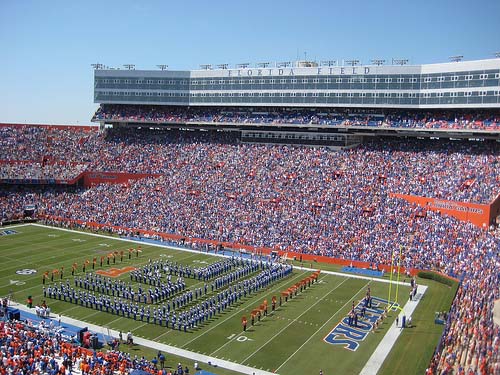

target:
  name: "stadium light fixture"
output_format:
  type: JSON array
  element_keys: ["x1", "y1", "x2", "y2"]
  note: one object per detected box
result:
[
  {"x1": 123, "y1": 64, "x2": 135, "y2": 70},
  {"x1": 217, "y1": 64, "x2": 229, "y2": 70},
  {"x1": 392, "y1": 58, "x2": 409, "y2": 66},
  {"x1": 345, "y1": 59, "x2": 360, "y2": 66},
  {"x1": 91, "y1": 63, "x2": 104, "y2": 70},
  {"x1": 371, "y1": 59, "x2": 385, "y2": 66},
  {"x1": 200, "y1": 64, "x2": 212, "y2": 70},
  {"x1": 157, "y1": 65, "x2": 168, "y2": 70},
  {"x1": 236, "y1": 63, "x2": 250, "y2": 69},
  {"x1": 257, "y1": 62, "x2": 270, "y2": 68},
  {"x1": 449, "y1": 55, "x2": 464, "y2": 62},
  {"x1": 321, "y1": 60, "x2": 337, "y2": 67}
]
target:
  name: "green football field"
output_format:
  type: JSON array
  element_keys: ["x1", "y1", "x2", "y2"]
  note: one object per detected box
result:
[{"x1": 0, "y1": 224, "x2": 457, "y2": 375}]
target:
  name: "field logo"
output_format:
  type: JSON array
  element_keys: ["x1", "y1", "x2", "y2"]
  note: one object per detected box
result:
[
  {"x1": 0, "y1": 229, "x2": 18, "y2": 236},
  {"x1": 323, "y1": 296, "x2": 399, "y2": 351},
  {"x1": 10, "y1": 280, "x2": 26, "y2": 286},
  {"x1": 96, "y1": 266, "x2": 137, "y2": 278},
  {"x1": 16, "y1": 269, "x2": 38, "y2": 275}
]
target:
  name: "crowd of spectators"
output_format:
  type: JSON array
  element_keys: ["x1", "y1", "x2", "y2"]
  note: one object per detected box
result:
[
  {"x1": 384, "y1": 112, "x2": 500, "y2": 130},
  {"x1": 1, "y1": 124, "x2": 499, "y2": 204},
  {"x1": 0, "y1": 319, "x2": 191, "y2": 374},
  {"x1": 92, "y1": 105, "x2": 500, "y2": 130},
  {"x1": 0, "y1": 125, "x2": 100, "y2": 182},
  {"x1": 1, "y1": 125, "x2": 500, "y2": 373},
  {"x1": 0, "y1": 125, "x2": 99, "y2": 162},
  {"x1": 0, "y1": 161, "x2": 88, "y2": 181},
  {"x1": 0, "y1": 186, "x2": 41, "y2": 223},
  {"x1": 87, "y1": 128, "x2": 499, "y2": 203}
]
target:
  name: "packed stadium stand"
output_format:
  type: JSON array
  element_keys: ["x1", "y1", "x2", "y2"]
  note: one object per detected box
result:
[
  {"x1": 2, "y1": 58, "x2": 500, "y2": 374},
  {"x1": 93, "y1": 105, "x2": 500, "y2": 130},
  {"x1": 0, "y1": 317, "x2": 191, "y2": 375}
]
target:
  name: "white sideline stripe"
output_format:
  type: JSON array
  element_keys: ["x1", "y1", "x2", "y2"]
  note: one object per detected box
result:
[
  {"x1": 12, "y1": 302, "x2": 277, "y2": 375},
  {"x1": 359, "y1": 284, "x2": 428, "y2": 375},
  {"x1": 30, "y1": 223, "x2": 240, "y2": 260},
  {"x1": 29, "y1": 224, "x2": 410, "y2": 286},
  {"x1": 1, "y1": 223, "x2": 30, "y2": 230}
]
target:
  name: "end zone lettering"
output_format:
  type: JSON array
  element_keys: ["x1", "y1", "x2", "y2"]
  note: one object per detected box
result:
[
  {"x1": 323, "y1": 296, "x2": 399, "y2": 351},
  {"x1": 0, "y1": 229, "x2": 18, "y2": 236}
]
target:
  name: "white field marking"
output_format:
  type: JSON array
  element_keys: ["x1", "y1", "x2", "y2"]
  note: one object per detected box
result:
[
  {"x1": 0, "y1": 255, "x2": 38, "y2": 266},
  {"x1": 359, "y1": 284, "x2": 428, "y2": 375},
  {"x1": 1, "y1": 223, "x2": 204, "y2": 275},
  {"x1": 241, "y1": 276, "x2": 354, "y2": 364},
  {"x1": 181, "y1": 270, "x2": 310, "y2": 349},
  {"x1": 236, "y1": 336, "x2": 252, "y2": 342},
  {"x1": 293, "y1": 264, "x2": 411, "y2": 286},
  {"x1": 275, "y1": 281, "x2": 370, "y2": 372},
  {"x1": 153, "y1": 327, "x2": 174, "y2": 341},
  {"x1": 31, "y1": 224, "x2": 410, "y2": 287},
  {"x1": 30, "y1": 223, "x2": 238, "y2": 261},
  {"x1": 1, "y1": 223, "x2": 30, "y2": 230},
  {"x1": 210, "y1": 273, "x2": 341, "y2": 357},
  {"x1": 9, "y1": 280, "x2": 26, "y2": 286},
  {"x1": 53, "y1": 304, "x2": 89, "y2": 315},
  {"x1": 0, "y1": 242, "x2": 102, "y2": 283}
]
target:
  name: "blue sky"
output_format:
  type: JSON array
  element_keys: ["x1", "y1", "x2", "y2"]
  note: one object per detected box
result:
[{"x1": 1, "y1": 0, "x2": 499, "y2": 125}]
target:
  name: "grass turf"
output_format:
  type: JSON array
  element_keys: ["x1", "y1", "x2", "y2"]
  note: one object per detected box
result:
[{"x1": 0, "y1": 224, "x2": 456, "y2": 375}]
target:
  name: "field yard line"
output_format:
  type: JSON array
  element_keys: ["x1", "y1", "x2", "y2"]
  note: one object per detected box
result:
[
  {"x1": 107, "y1": 315, "x2": 131, "y2": 326},
  {"x1": 55, "y1": 304, "x2": 89, "y2": 316},
  {"x1": 0, "y1": 236, "x2": 97, "y2": 270},
  {"x1": 30, "y1": 224, "x2": 412, "y2": 287},
  {"x1": 241, "y1": 276, "x2": 353, "y2": 364},
  {"x1": 181, "y1": 270, "x2": 309, "y2": 349},
  {"x1": 359, "y1": 284, "x2": 428, "y2": 375},
  {"x1": 0, "y1": 242, "x2": 119, "y2": 283},
  {"x1": 274, "y1": 281, "x2": 369, "y2": 372},
  {"x1": 295, "y1": 265, "x2": 411, "y2": 286},
  {"x1": 26, "y1": 223, "x2": 242, "y2": 274},
  {"x1": 153, "y1": 327, "x2": 174, "y2": 340},
  {"x1": 30, "y1": 223, "x2": 230, "y2": 260},
  {"x1": 209, "y1": 273, "x2": 339, "y2": 357},
  {"x1": 11, "y1": 301, "x2": 277, "y2": 375},
  {"x1": 0, "y1": 255, "x2": 40, "y2": 266}
]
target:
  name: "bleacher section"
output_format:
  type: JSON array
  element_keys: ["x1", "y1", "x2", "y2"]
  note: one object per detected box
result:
[{"x1": 92, "y1": 105, "x2": 500, "y2": 131}]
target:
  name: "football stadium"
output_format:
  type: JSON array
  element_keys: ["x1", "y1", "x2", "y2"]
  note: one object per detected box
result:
[{"x1": 1, "y1": 57, "x2": 500, "y2": 375}]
